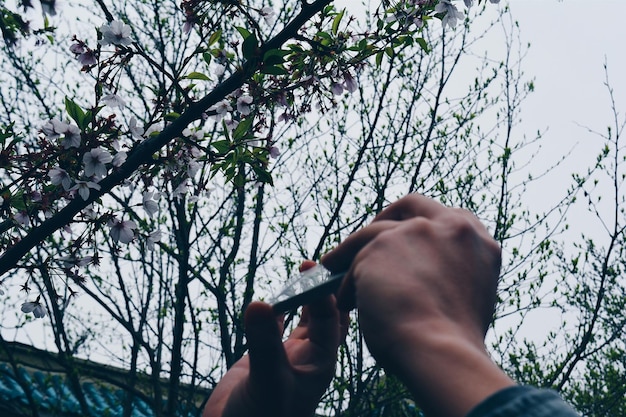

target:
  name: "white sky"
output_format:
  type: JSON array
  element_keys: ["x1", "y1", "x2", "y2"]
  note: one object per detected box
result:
[
  {"x1": 492, "y1": 0, "x2": 626, "y2": 191},
  {"x1": 478, "y1": 1, "x2": 626, "y2": 346}
]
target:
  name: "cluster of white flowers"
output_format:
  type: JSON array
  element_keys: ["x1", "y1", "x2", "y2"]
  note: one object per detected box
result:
[
  {"x1": 42, "y1": 118, "x2": 81, "y2": 149},
  {"x1": 41, "y1": 116, "x2": 128, "y2": 201},
  {"x1": 99, "y1": 20, "x2": 133, "y2": 47},
  {"x1": 208, "y1": 89, "x2": 255, "y2": 122},
  {"x1": 70, "y1": 42, "x2": 97, "y2": 66}
]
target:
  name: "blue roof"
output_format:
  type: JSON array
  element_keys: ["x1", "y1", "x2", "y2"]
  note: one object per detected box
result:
[{"x1": 0, "y1": 363, "x2": 199, "y2": 417}]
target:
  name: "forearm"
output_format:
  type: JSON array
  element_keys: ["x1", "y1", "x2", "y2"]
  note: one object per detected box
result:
[{"x1": 382, "y1": 322, "x2": 515, "y2": 417}]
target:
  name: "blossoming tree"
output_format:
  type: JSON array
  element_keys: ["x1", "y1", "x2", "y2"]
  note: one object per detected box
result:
[{"x1": 3, "y1": 0, "x2": 623, "y2": 416}]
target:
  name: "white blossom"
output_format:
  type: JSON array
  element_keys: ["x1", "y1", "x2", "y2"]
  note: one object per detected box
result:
[
  {"x1": 344, "y1": 72, "x2": 358, "y2": 93},
  {"x1": 42, "y1": 119, "x2": 81, "y2": 148},
  {"x1": 209, "y1": 99, "x2": 232, "y2": 121},
  {"x1": 49, "y1": 167, "x2": 72, "y2": 190},
  {"x1": 142, "y1": 191, "x2": 159, "y2": 217},
  {"x1": 147, "y1": 229, "x2": 162, "y2": 251},
  {"x1": 60, "y1": 124, "x2": 81, "y2": 149},
  {"x1": 172, "y1": 180, "x2": 189, "y2": 201},
  {"x1": 112, "y1": 151, "x2": 127, "y2": 167},
  {"x1": 101, "y1": 93, "x2": 127, "y2": 109},
  {"x1": 277, "y1": 112, "x2": 293, "y2": 123},
  {"x1": 42, "y1": 119, "x2": 63, "y2": 139},
  {"x1": 183, "y1": 127, "x2": 205, "y2": 140},
  {"x1": 108, "y1": 217, "x2": 137, "y2": 243},
  {"x1": 435, "y1": 0, "x2": 464, "y2": 28},
  {"x1": 60, "y1": 255, "x2": 92, "y2": 268},
  {"x1": 236, "y1": 95, "x2": 253, "y2": 116},
  {"x1": 83, "y1": 148, "x2": 113, "y2": 178},
  {"x1": 129, "y1": 117, "x2": 145, "y2": 140},
  {"x1": 31, "y1": 191, "x2": 42, "y2": 202},
  {"x1": 70, "y1": 180, "x2": 101, "y2": 201},
  {"x1": 213, "y1": 63, "x2": 226, "y2": 78},
  {"x1": 224, "y1": 119, "x2": 239, "y2": 132},
  {"x1": 99, "y1": 20, "x2": 133, "y2": 46},
  {"x1": 14, "y1": 212, "x2": 30, "y2": 227},
  {"x1": 331, "y1": 82, "x2": 344, "y2": 95},
  {"x1": 259, "y1": 7, "x2": 276, "y2": 25},
  {"x1": 21, "y1": 300, "x2": 46, "y2": 318},
  {"x1": 269, "y1": 146, "x2": 280, "y2": 159},
  {"x1": 70, "y1": 43, "x2": 85, "y2": 54},
  {"x1": 82, "y1": 204, "x2": 98, "y2": 220},
  {"x1": 188, "y1": 159, "x2": 201, "y2": 178},
  {"x1": 77, "y1": 50, "x2": 98, "y2": 66}
]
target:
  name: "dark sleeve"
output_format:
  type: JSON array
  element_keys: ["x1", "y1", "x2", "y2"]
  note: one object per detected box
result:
[{"x1": 466, "y1": 386, "x2": 581, "y2": 417}]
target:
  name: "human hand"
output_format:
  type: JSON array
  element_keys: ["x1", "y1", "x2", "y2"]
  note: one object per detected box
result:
[
  {"x1": 322, "y1": 194, "x2": 514, "y2": 417},
  {"x1": 203, "y1": 261, "x2": 350, "y2": 417}
]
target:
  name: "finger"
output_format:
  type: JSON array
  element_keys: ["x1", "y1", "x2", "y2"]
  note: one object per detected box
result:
[
  {"x1": 299, "y1": 259, "x2": 317, "y2": 272},
  {"x1": 321, "y1": 220, "x2": 404, "y2": 312},
  {"x1": 321, "y1": 220, "x2": 401, "y2": 273},
  {"x1": 245, "y1": 302, "x2": 289, "y2": 385},
  {"x1": 283, "y1": 259, "x2": 322, "y2": 339},
  {"x1": 372, "y1": 194, "x2": 446, "y2": 222},
  {"x1": 298, "y1": 295, "x2": 341, "y2": 353}
]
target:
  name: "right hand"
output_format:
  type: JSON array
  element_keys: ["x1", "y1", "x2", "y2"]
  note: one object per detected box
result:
[{"x1": 321, "y1": 194, "x2": 513, "y2": 417}]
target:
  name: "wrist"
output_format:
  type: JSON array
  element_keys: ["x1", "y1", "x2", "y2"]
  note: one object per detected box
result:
[{"x1": 375, "y1": 320, "x2": 516, "y2": 417}]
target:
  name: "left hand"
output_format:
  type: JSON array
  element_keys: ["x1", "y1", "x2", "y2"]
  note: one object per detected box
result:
[{"x1": 203, "y1": 260, "x2": 350, "y2": 417}]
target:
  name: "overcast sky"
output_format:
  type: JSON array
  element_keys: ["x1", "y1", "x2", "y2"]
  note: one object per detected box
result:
[{"x1": 490, "y1": 0, "x2": 626, "y2": 190}]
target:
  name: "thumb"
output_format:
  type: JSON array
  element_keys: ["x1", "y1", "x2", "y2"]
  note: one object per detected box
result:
[{"x1": 245, "y1": 302, "x2": 290, "y2": 389}]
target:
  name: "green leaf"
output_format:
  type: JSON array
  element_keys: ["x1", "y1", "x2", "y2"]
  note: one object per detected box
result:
[
  {"x1": 252, "y1": 165, "x2": 273, "y2": 186},
  {"x1": 263, "y1": 55, "x2": 284, "y2": 66},
  {"x1": 375, "y1": 50, "x2": 384, "y2": 67},
  {"x1": 416, "y1": 37, "x2": 430, "y2": 53},
  {"x1": 332, "y1": 9, "x2": 345, "y2": 35},
  {"x1": 242, "y1": 34, "x2": 259, "y2": 60},
  {"x1": 203, "y1": 52, "x2": 212, "y2": 65},
  {"x1": 261, "y1": 65, "x2": 288, "y2": 75},
  {"x1": 211, "y1": 140, "x2": 231, "y2": 153},
  {"x1": 65, "y1": 96, "x2": 86, "y2": 129},
  {"x1": 263, "y1": 49, "x2": 287, "y2": 66},
  {"x1": 235, "y1": 26, "x2": 252, "y2": 39},
  {"x1": 83, "y1": 106, "x2": 103, "y2": 130},
  {"x1": 208, "y1": 30, "x2": 222, "y2": 46},
  {"x1": 185, "y1": 71, "x2": 211, "y2": 81},
  {"x1": 164, "y1": 112, "x2": 180, "y2": 121},
  {"x1": 232, "y1": 117, "x2": 253, "y2": 141}
]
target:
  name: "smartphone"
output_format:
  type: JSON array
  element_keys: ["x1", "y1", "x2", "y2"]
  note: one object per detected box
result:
[{"x1": 270, "y1": 265, "x2": 346, "y2": 313}]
